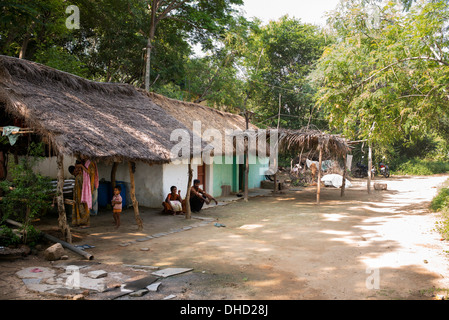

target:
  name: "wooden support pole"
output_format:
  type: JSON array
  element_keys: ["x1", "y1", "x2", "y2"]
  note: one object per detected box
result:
[
  {"x1": 185, "y1": 160, "x2": 193, "y2": 219},
  {"x1": 128, "y1": 161, "x2": 143, "y2": 231},
  {"x1": 317, "y1": 146, "x2": 323, "y2": 204},
  {"x1": 341, "y1": 153, "x2": 347, "y2": 197},
  {"x1": 56, "y1": 153, "x2": 72, "y2": 243},
  {"x1": 367, "y1": 143, "x2": 372, "y2": 194},
  {"x1": 243, "y1": 110, "x2": 253, "y2": 202}
]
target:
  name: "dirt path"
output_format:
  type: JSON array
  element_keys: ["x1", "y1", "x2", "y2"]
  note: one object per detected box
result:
[{"x1": 2, "y1": 175, "x2": 449, "y2": 300}]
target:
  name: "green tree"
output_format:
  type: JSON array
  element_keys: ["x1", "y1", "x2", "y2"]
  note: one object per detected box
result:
[
  {"x1": 241, "y1": 16, "x2": 330, "y2": 129},
  {"x1": 0, "y1": 0, "x2": 69, "y2": 59},
  {"x1": 311, "y1": 0, "x2": 449, "y2": 151},
  {"x1": 129, "y1": 0, "x2": 244, "y2": 91}
]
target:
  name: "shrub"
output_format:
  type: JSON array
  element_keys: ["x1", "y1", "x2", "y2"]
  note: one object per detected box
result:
[
  {"x1": 392, "y1": 158, "x2": 449, "y2": 176},
  {"x1": 430, "y1": 187, "x2": 449, "y2": 212},
  {"x1": 435, "y1": 208, "x2": 449, "y2": 241},
  {"x1": 0, "y1": 143, "x2": 52, "y2": 245}
]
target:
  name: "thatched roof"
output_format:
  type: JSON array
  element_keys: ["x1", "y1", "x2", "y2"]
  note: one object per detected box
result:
[
  {"x1": 278, "y1": 128, "x2": 350, "y2": 158},
  {"x1": 0, "y1": 55, "x2": 201, "y2": 164},
  {"x1": 147, "y1": 92, "x2": 260, "y2": 157}
]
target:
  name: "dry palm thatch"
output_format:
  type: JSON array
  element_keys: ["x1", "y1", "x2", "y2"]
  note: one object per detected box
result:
[
  {"x1": 146, "y1": 92, "x2": 260, "y2": 156},
  {"x1": 278, "y1": 128, "x2": 350, "y2": 159},
  {"x1": 0, "y1": 55, "x2": 201, "y2": 163}
]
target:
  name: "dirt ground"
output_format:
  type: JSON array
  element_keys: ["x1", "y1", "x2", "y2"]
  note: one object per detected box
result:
[{"x1": 1, "y1": 174, "x2": 449, "y2": 300}]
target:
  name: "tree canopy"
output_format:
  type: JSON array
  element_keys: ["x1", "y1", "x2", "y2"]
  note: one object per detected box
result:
[{"x1": 311, "y1": 0, "x2": 449, "y2": 151}]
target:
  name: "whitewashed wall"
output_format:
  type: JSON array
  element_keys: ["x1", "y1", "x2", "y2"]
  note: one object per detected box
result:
[{"x1": 162, "y1": 162, "x2": 199, "y2": 202}]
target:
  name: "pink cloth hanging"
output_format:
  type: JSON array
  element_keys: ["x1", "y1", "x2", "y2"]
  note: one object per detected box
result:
[{"x1": 81, "y1": 160, "x2": 92, "y2": 209}]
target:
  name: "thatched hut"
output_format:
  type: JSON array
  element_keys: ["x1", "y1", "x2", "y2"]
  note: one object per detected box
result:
[
  {"x1": 148, "y1": 92, "x2": 270, "y2": 198},
  {"x1": 279, "y1": 128, "x2": 350, "y2": 158},
  {"x1": 278, "y1": 128, "x2": 351, "y2": 203},
  {"x1": 0, "y1": 55, "x2": 202, "y2": 239}
]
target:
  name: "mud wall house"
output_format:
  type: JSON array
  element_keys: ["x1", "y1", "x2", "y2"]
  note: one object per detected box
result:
[
  {"x1": 148, "y1": 93, "x2": 270, "y2": 198},
  {"x1": 0, "y1": 55, "x2": 203, "y2": 219}
]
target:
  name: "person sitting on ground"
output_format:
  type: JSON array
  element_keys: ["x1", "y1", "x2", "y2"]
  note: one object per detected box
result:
[
  {"x1": 162, "y1": 186, "x2": 185, "y2": 215},
  {"x1": 189, "y1": 179, "x2": 218, "y2": 213}
]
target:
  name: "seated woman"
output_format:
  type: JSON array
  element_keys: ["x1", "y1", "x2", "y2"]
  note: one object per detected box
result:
[
  {"x1": 190, "y1": 179, "x2": 218, "y2": 213},
  {"x1": 162, "y1": 186, "x2": 186, "y2": 215}
]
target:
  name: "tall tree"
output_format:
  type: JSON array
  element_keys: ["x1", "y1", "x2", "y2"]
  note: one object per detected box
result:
[
  {"x1": 136, "y1": 0, "x2": 243, "y2": 91},
  {"x1": 311, "y1": 0, "x2": 449, "y2": 149},
  {"x1": 241, "y1": 16, "x2": 330, "y2": 129},
  {"x1": 0, "y1": 0, "x2": 68, "y2": 59}
]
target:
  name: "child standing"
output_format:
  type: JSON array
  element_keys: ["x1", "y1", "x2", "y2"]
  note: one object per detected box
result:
[{"x1": 111, "y1": 186, "x2": 122, "y2": 229}]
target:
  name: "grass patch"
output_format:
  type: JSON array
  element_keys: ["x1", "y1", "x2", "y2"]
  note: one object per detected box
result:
[
  {"x1": 430, "y1": 180, "x2": 449, "y2": 240},
  {"x1": 392, "y1": 158, "x2": 449, "y2": 176},
  {"x1": 430, "y1": 187, "x2": 449, "y2": 212}
]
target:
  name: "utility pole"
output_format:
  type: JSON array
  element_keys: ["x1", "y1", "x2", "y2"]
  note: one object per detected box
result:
[
  {"x1": 243, "y1": 110, "x2": 254, "y2": 201},
  {"x1": 273, "y1": 94, "x2": 281, "y2": 194}
]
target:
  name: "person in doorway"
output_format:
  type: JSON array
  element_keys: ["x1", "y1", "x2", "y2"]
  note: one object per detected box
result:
[
  {"x1": 189, "y1": 179, "x2": 218, "y2": 213},
  {"x1": 162, "y1": 186, "x2": 185, "y2": 215},
  {"x1": 111, "y1": 185, "x2": 122, "y2": 229}
]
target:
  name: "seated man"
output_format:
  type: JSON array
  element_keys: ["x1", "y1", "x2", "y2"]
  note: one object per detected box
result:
[
  {"x1": 189, "y1": 179, "x2": 218, "y2": 213},
  {"x1": 162, "y1": 186, "x2": 186, "y2": 215}
]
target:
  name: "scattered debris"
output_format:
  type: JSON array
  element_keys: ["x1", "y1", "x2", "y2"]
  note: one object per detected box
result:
[
  {"x1": 163, "y1": 294, "x2": 176, "y2": 300},
  {"x1": 151, "y1": 268, "x2": 193, "y2": 278},
  {"x1": 146, "y1": 281, "x2": 161, "y2": 292},
  {"x1": 44, "y1": 243, "x2": 65, "y2": 261},
  {"x1": 374, "y1": 183, "x2": 387, "y2": 191},
  {"x1": 87, "y1": 270, "x2": 108, "y2": 279},
  {"x1": 129, "y1": 289, "x2": 148, "y2": 297},
  {"x1": 123, "y1": 264, "x2": 159, "y2": 270},
  {"x1": 214, "y1": 223, "x2": 226, "y2": 228},
  {"x1": 16, "y1": 267, "x2": 55, "y2": 279},
  {"x1": 123, "y1": 275, "x2": 159, "y2": 291},
  {"x1": 75, "y1": 244, "x2": 95, "y2": 249}
]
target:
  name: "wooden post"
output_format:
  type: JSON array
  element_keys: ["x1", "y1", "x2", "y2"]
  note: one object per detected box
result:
[
  {"x1": 111, "y1": 162, "x2": 118, "y2": 190},
  {"x1": 128, "y1": 161, "x2": 143, "y2": 230},
  {"x1": 244, "y1": 112, "x2": 250, "y2": 202},
  {"x1": 341, "y1": 153, "x2": 347, "y2": 197},
  {"x1": 274, "y1": 94, "x2": 281, "y2": 194},
  {"x1": 56, "y1": 153, "x2": 72, "y2": 243},
  {"x1": 367, "y1": 143, "x2": 372, "y2": 194},
  {"x1": 185, "y1": 160, "x2": 193, "y2": 219},
  {"x1": 317, "y1": 146, "x2": 323, "y2": 204}
]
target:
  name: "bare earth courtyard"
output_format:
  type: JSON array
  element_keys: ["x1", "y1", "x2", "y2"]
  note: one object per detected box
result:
[{"x1": 1, "y1": 175, "x2": 449, "y2": 300}]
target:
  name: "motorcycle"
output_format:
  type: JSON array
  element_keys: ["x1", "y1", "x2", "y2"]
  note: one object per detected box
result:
[
  {"x1": 378, "y1": 162, "x2": 390, "y2": 178},
  {"x1": 354, "y1": 161, "x2": 368, "y2": 178}
]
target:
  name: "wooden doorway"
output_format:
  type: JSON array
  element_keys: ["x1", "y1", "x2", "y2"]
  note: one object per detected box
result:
[{"x1": 197, "y1": 163, "x2": 206, "y2": 191}]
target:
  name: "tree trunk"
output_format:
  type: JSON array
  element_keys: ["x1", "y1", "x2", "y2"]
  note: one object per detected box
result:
[
  {"x1": 144, "y1": 37, "x2": 152, "y2": 92},
  {"x1": 185, "y1": 161, "x2": 193, "y2": 219},
  {"x1": 144, "y1": 2, "x2": 157, "y2": 91},
  {"x1": 368, "y1": 143, "x2": 372, "y2": 194},
  {"x1": 341, "y1": 153, "x2": 347, "y2": 197},
  {"x1": 128, "y1": 161, "x2": 143, "y2": 230},
  {"x1": 317, "y1": 146, "x2": 323, "y2": 204},
  {"x1": 56, "y1": 153, "x2": 72, "y2": 243},
  {"x1": 19, "y1": 33, "x2": 31, "y2": 59}
]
